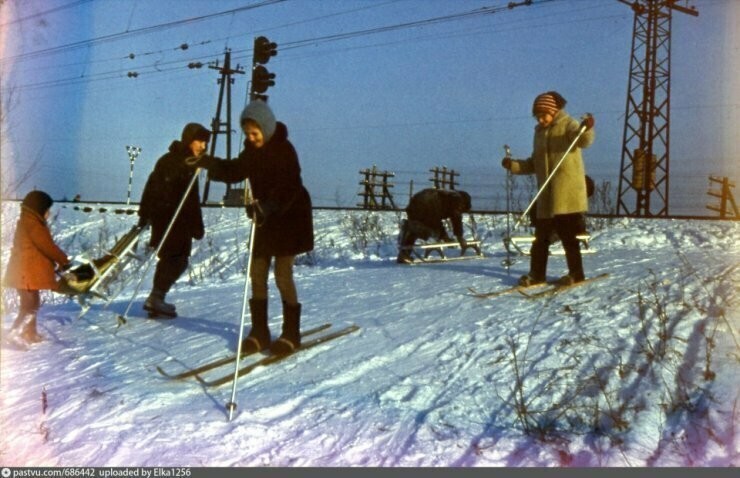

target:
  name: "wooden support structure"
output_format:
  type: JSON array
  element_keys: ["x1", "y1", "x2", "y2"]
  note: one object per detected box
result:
[
  {"x1": 706, "y1": 175, "x2": 739, "y2": 219},
  {"x1": 357, "y1": 166, "x2": 396, "y2": 210},
  {"x1": 429, "y1": 166, "x2": 459, "y2": 190}
]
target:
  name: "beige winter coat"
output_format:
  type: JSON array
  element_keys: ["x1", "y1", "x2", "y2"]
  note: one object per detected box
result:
[{"x1": 509, "y1": 109, "x2": 595, "y2": 220}]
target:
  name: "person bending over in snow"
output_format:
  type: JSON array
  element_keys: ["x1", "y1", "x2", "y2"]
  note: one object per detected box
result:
[
  {"x1": 396, "y1": 188, "x2": 472, "y2": 264},
  {"x1": 137, "y1": 123, "x2": 209, "y2": 318},
  {"x1": 188, "y1": 100, "x2": 314, "y2": 356},
  {"x1": 4, "y1": 190, "x2": 71, "y2": 344},
  {"x1": 501, "y1": 90, "x2": 595, "y2": 286}
]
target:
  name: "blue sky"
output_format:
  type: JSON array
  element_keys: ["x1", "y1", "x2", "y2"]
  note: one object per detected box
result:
[{"x1": 1, "y1": 0, "x2": 737, "y2": 214}]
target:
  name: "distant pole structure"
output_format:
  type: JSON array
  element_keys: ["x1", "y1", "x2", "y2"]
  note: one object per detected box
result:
[
  {"x1": 357, "y1": 165, "x2": 396, "y2": 210},
  {"x1": 429, "y1": 166, "x2": 459, "y2": 190},
  {"x1": 201, "y1": 49, "x2": 244, "y2": 204},
  {"x1": 615, "y1": 0, "x2": 698, "y2": 217},
  {"x1": 125, "y1": 145, "x2": 141, "y2": 205},
  {"x1": 706, "y1": 175, "x2": 739, "y2": 219}
]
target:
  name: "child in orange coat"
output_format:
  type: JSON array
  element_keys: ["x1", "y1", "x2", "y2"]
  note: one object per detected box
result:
[{"x1": 4, "y1": 190, "x2": 70, "y2": 344}]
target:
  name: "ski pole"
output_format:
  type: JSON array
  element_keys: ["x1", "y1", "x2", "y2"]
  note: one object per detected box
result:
[
  {"x1": 513, "y1": 122, "x2": 589, "y2": 230},
  {"x1": 117, "y1": 167, "x2": 203, "y2": 326},
  {"x1": 502, "y1": 144, "x2": 514, "y2": 272},
  {"x1": 226, "y1": 180, "x2": 256, "y2": 421}
]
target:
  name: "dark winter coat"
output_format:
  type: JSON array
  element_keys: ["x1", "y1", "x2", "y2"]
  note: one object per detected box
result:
[
  {"x1": 509, "y1": 109, "x2": 595, "y2": 220},
  {"x1": 205, "y1": 122, "x2": 314, "y2": 257},
  {"x1": 4, "y1": 206, "x2": 69, "y2": 291},
  {"x1": 405, "y1": 189, "x2": 470, "y2": 240},
  {"x1": 138, "y1": 141, "x2": 204, "y2": 256}
]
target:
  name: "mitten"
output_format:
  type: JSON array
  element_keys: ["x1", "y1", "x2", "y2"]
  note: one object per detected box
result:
[{"x1": 580, "y1": 114, "x2": 595, "y2": 131}]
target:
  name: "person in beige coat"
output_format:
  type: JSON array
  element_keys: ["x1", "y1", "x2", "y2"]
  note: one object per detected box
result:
[{"x1": 502, "y1": 91, "x2": 595, "y2": 286}]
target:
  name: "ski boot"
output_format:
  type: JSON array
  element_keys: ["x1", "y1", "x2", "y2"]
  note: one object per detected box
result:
[
  {"x1": 518, "y1": 274, "x2": 546, "y2": 287},
  {"x1": 143, "y1": 289, "x2": 177, "y2": 319}
]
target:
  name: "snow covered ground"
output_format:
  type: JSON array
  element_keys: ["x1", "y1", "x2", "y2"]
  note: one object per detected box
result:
[{"x1": 1, "y1": 202, "x2": 738, "y2": 467}]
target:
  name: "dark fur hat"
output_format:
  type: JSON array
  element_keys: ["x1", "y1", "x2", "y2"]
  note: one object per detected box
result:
[
  {"x1": 181, "y1": 123, "x2": 211, "y2": 146},
  {"x1": 458, "y1": 191, "x2": 472, "y2": 212}
]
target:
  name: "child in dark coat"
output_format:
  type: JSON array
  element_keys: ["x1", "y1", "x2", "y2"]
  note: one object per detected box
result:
[
  {"x1": 4, "y1": 191, "x2": 70, "y2": 344},
  {"x1": 137, "y1": 123, "x2": 209, "y2": 318},
  {"x1": 396, "y1": 188, "x2": 472, "y2": 263},
  {"x1": 189, "y1": 100, "x2": 314, "y2": 355}
]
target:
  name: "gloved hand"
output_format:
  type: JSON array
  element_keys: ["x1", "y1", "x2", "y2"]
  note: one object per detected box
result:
[
  {"x1": 501, "y1": 157, "x2": 512, "y2": 170},
  {"x1": 580, "y1": 113, "x2": 595, "y2": 131},
  {"x1": 184, "y1": 154, "x2": 216, "y2": 170},
  {"x1": 247, "y1": 200, "x2": 277, "y2": 226}
]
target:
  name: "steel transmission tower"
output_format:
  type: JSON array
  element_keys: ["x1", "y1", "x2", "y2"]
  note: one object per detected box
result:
[{"x1": 615, "y1": 0, "x2": 697, "y2": 216}]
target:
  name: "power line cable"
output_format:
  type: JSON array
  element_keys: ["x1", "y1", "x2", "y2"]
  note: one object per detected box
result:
[
  {"x1": 0, "y1": 0, "x2": 93, "y2": 28},
  {"x1": 0, "y1": 0, "x2": 287, "y2": 65},
  {"x1": 3, "y1": 0, "x2": 563, "y2": 93}
]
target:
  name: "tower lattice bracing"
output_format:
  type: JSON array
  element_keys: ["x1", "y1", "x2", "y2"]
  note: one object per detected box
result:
[{"x1": 616, "y1": 0, "x2": 697, "y2": 216}]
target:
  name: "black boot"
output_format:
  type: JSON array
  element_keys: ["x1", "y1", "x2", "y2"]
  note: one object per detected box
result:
[
  {"x1": 241, "y1": 298, "x2": 271, "y2": 355},
  {"x1": 271, "y1": 302, "x2": 301, "y2": 356},
  {"x1": 562, "y1": 239, "x2": 585, "y2": 283},
  {"x1": 144, "y1": 289, "x2": 177, "y2": 318},
  {"x1": 520, "y1": 237, "x2": 548, "y2": 286}
]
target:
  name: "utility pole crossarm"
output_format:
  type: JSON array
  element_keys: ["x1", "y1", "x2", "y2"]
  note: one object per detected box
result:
[
  {"x1": 615, "y1": 0, "x2": 698, "y2": 16},
  {"x1": 667, "y1": 0, "x2": 698, "y2": 17}
]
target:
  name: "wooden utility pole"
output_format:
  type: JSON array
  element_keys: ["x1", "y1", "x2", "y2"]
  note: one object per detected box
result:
[{"x1": 201, "y1": 50, "x2": 244, "y2": 204}]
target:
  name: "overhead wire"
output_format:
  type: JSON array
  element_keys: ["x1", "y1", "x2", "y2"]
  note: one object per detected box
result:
[
  {"x1": 0, "y1": 0, "x2": 93, "y2": 28},
  {"x1": 3, "y1": 0, "x2": 570, "y2": 94},
  {"x1": 0, "y1": 0, "x2": 288, "y2": 65}
]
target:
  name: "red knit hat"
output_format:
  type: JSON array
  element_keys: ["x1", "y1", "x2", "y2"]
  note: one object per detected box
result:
[{"x1": 532, "y1": 93, "x2": 559, "y2": 116}]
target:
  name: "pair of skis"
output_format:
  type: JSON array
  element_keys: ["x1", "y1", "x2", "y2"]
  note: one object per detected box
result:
[
  {"x1": 157, "y1": 323, "x2": 359, "y2": 387},
  {"x1": 468, "y1": 273, "x2": 609, "y2": 299}
]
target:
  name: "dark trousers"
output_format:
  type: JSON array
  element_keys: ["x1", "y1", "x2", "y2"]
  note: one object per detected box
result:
[
  {"x1": 400, "y1": 219, "x2": 442, "y2": 248},
  {"x1": 530, "y1": 213, "x2": 586, "y2": 281},
  {"x1": 153, "y1": 254, "x2": 189, "y2": 293},
  {"x1": 152, "y1": 232, "x2": 192, "y2": 293}
]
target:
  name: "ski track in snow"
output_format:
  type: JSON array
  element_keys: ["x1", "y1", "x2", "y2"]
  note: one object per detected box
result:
[{"x1": 1, "y1": 205, "x2": 739, "y2": 466}]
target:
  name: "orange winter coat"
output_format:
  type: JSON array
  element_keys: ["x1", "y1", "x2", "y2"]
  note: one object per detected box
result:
[{"x1": 4, "y1": 206, "x2": 69, "y2": 291}]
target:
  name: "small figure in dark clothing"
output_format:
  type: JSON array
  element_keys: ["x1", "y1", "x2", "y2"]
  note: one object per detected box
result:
[
  {"x1": 396, "y1": 188, "x2": 472, "y2": 264},
  {"x1": 137, "y1": 123, "x2": 210, "y2": 318}
]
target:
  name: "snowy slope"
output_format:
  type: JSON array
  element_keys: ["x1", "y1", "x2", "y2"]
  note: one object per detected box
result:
[{"x1": 1, "y1": 203, "x2": 738, "y2": 467}]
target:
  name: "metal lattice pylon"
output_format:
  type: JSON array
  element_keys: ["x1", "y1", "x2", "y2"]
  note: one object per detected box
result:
[{"x1": 615, "y1": 0, "x2": 698, "y2": 217}]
